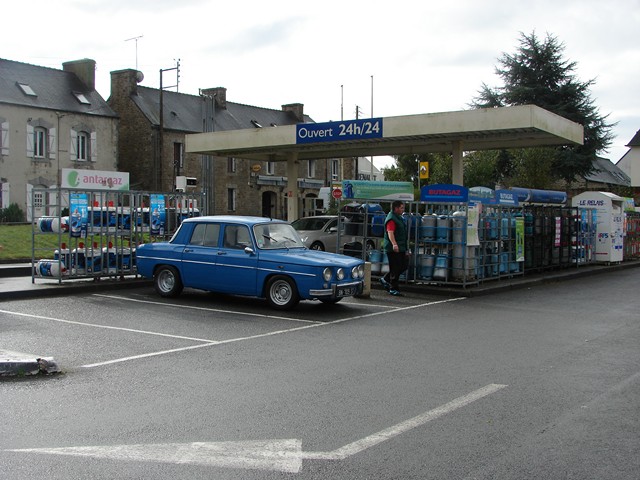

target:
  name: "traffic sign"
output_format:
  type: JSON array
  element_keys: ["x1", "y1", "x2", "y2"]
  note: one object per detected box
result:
[{"x1": 332, "y1": 188, "x2": 343, "y2": 199}]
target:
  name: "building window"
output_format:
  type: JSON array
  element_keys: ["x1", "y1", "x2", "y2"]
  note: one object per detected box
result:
[
  {"x1": 33, "y1": 191, "x2": 44, "y2": 208},
  {"x1": 73, "y1": 92, "x2": 91, "y2": 105},
  {"x1": 331, "y1": 159, "x2": 339, "y2": 180},
  {"x1": 76, "y1": 131, "x2": 89, "y2": 161},
  {"x1": 266, "y1": 161, "x2": 275, "y2": 175},
  {"x1": 18, "y1": 83, "x2": 37, "y2": 96},
  {"x1": 174, "y1": 143, "x2": 183, "y2": 170},
  {"x1": 227, "y1": 188, "x2": 237, "y2": 211},
  {"x1": 227, "y1": 157, "x2": 236, "y2": 173},
  {"x1": 70, "y1": 129, "x2": 94, "y2": 162},
  {"x1": 34, "y1": 127, "x2": 47, "y2": 158},
  {"x1": 308, "y1": 159, "x2": 316, "y2": 178}
]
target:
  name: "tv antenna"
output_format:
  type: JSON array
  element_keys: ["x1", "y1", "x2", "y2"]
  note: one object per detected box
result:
[{"x1": 125, "y1": 35, "x2": 144, "y2": 70}]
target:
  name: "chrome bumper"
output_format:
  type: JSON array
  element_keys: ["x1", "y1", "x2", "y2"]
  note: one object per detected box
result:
[{"x1": 309, "y1": 280, "x2": 363, "y2": 297}]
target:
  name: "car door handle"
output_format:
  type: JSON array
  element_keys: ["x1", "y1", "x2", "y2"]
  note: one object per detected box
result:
[
  {"x1": 217, "y1": 251, "x2": 227, "y2": 255},
  {"x1": 184, "y1": 248, "x2": 193, "y2": 253}
]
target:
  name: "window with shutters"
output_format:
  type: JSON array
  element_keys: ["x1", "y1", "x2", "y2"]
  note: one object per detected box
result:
[
  {"x1": 70, "y1": 128, "x2": 96, "y2": 162},
  {"x1": 76, "y1": 131, "x2": 89, "y2": 161},
  {"x1": 34, "y1": 127, "x2": 47, "y2": 158},
  {"x1": 27, "y1": 123, "x2": 55, "y2": 161}
]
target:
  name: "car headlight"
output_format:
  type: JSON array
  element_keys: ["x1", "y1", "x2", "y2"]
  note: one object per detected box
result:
[
  {"x1": 352, "y1": 265, "x2": 363, "y2": 279},
  {"x1": 336, "y1": 268, "x2": 345, "y2": 280},
  {"x1": 323, "y1": 267, "x2": 332, "y2": 281}
]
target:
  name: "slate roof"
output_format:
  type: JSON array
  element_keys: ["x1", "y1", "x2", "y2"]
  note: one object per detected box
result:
[
  {"x1": 0, "y1": 58, "x2": 116, "y2": 118},
  {"x1": 626, "y1": 129, "x2": 640, "y2": 147},
  {"x1": 133, "y1": 86, "x2": 313, "y2": 133},
  {"x1": 585, "y1": 156, "x2": 631, "y2": 186}
]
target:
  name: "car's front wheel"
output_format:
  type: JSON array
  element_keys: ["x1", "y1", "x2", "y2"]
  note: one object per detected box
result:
[
  {"x1": 266, "y1": 275, "x2": 300, "y2": 310},
  {"x1": 310, "y1": 241, "x2": 325, "y2": 251},
  {"x1": 154, "y1": 265, "x2": 183, "y2": 297}
]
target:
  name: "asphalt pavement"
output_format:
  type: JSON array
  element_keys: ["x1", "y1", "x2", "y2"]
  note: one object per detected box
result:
[{"x1": 2, "y1": 259, "x2": 639, "y2": 377}]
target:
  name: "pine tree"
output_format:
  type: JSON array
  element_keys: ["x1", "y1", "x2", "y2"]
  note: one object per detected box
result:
[{"x1": 471, "y1": 32, "x2": 615, "y2": 183}]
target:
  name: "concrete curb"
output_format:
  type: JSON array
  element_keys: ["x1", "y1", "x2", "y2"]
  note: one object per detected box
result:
[
  {"x1": 0, "y1": 350, "x2": 60, "y2": 377},
  {"x1": 0, "y1": 277, "x2": 154, "y2": 302}
]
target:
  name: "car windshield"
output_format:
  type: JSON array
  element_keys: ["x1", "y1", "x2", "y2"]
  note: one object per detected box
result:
[
  {"x1": 253, "y1": 223, "x2": 306, "y2": 250},
  {"x1": 291, "y1": 217, "x2": 330, "y2": 231}
]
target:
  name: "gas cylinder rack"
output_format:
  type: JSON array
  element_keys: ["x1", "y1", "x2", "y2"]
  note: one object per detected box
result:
[
  {"x1": 31, "y1": 188, "x2": 204, "y2": 283},
  {"x1": 624, "y1": 211, "x2": 640, "y2": 259},
  {"x1": 411, "y1": 202, "x2": 476, "y2": 287}
]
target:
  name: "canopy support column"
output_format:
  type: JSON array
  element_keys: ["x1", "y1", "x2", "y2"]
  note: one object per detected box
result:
[{"x1": 452, "y1": 141, "x2": 464, "y2": 186}]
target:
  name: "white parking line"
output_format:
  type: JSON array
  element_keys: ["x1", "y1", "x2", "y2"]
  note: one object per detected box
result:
[
  {"x1": 81, "y1": 343, "x2": 220, "y2": 368},
  {"x1": 82, "y1": 322, "x2": 326, "y2": 368},
  {"x1": 304, "y1": 383, "x2": 507, "y2": 460},
  {"x1": 1, "y1": 297, "x2": 465, "y2": 369},
  {"x1": 0, "y1": 309, "x2": 218, "y2": 342},
  {"x1": 6, "y1": 383, "x2": 506, "y2": 473},
  {"x1": 92, "y1": 294, "x2": 319, "y2": 324}
]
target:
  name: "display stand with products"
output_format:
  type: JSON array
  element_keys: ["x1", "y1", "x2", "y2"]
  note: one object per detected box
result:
[{"x1": 32, "y1": 188, "x2": 204, "y2": 284}]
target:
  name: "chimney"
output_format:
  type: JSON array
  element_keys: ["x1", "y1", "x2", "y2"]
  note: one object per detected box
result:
[
  {"x1": 201, "y1": 87, "x2": 227, "y2": 109},
  {"x1": 109, "y1": 69, "x2": 144, "y2": 98},
  {"x1": 63, "y1": 59, "x2": 96, "y2": 91},
  {"x1": 282, "y1": 103, "x2": 304, "y2": 123}
]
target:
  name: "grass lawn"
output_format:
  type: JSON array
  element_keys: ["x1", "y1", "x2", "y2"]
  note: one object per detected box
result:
[
  {"x1": 0, "y1": 224, "x2": 62, "y2": 261},
  {"x1": 0, "y1": 224, "x2": 153, "y2": 262}
]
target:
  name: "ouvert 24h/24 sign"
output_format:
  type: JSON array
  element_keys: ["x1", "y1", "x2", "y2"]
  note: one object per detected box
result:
[{"x1": 296, "y1": 118, "x2": 383, "y2": 144}]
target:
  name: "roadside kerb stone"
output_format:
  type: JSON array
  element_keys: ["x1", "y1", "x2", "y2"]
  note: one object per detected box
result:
[{"x1": 0, "y1": 350, "x2": 60, "y2": 377}]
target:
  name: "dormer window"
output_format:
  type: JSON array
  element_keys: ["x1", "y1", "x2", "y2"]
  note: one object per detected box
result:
[
  {"x1": 17, "y1": 83, "x2": 36, "y2": 96},
  {"x1": 73, "y1": 92, "x2": 91, "y2": 105}
]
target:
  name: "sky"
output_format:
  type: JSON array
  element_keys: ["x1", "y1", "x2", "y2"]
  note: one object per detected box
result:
[{"x1": 4, "y1": 0, "x2": 639, "y2": 170}]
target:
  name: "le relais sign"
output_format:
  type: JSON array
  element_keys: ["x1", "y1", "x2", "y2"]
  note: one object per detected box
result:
[{"x1": 61, "y1": 168, "x2": 130, "y2": 191}]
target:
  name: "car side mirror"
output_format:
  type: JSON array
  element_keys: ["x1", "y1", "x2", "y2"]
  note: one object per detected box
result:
[
  {"x1": 329, "y1": 227, "x2": 338, "y2": 233},
  {"x1": 244, "y1": 246, "x2": 255, "y2": 255}
]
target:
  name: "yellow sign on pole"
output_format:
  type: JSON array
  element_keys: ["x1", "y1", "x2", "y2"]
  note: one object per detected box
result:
[{"x1": 419, "y1": 162, "x2": 429, "y2": 179}]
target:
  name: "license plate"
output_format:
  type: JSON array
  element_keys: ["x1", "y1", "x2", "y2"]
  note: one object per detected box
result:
[{"x1": 337, "y1": 286, "x2": 356, "y2": 297}]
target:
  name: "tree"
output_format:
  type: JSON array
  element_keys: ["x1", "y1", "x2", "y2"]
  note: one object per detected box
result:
[
  {"x1": 471, "y1": 31, "x2": 615, "y2": 184},
  {"x1": 382, "y1": 153, "x2": 452, "y2": 185}
]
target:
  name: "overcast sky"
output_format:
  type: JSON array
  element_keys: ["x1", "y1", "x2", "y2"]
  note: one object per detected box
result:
[{"x1": 5, "y1": 0, "x2": 639, "y2": 169}]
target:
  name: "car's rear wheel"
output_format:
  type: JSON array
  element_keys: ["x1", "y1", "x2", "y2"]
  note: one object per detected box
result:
[
  {"x1": 310, "y1": 241, "x2": 324, "y2": 251},
  {"x1": 266, "y1": 275, "x2": 299, "y2": 310},
  {"x1": 154, "y1": 265, "x2": 183, "y2": 297}
]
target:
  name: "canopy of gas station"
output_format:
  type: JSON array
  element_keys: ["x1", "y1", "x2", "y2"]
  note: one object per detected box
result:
[{"x1": 185, "y1": 104, "x2": 583, "y2": 220}]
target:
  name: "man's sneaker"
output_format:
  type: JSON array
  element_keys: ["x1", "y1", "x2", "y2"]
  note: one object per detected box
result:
[
  {"x1": 379, "y1": 277, "x2": 391, "y2": 291},
  {"x1": 389, "y1": 289, "x2": 404, "y2": 296}
]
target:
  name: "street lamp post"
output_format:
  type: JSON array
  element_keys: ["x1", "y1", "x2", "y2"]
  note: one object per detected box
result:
[{"x1": 159, "y1": 60, "x2": 180, "y2": 192}]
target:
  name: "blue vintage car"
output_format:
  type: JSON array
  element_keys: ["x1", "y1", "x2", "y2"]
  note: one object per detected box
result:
[{"x1": 136, "y1": 215, "x2": 365, "y2": 309}]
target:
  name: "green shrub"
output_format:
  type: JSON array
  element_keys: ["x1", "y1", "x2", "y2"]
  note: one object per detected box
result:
[{"x1": 0, "y1": 203, "x2": 25, "y2": 223}]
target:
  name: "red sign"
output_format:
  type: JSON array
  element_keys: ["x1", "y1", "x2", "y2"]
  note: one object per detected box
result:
[{"x1": 332, "y1": 188, "x2": 343, "y2": 199}]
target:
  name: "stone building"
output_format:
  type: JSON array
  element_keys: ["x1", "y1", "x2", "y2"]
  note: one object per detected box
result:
[
  {"x1": 616, "y1": 129, "x2": 640, "y2": 199},
  {"x1": 0, "y1": 58, "x2": 118, "y2": 220},
  {"x1": 108, "y1": 69, "x2": 337, "y2": 219}
]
